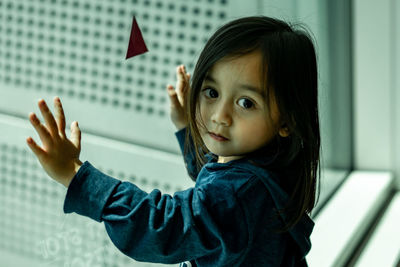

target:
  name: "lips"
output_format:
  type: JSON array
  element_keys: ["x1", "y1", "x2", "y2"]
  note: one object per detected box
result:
[{"x1": 209, "y1": 132, "x2": 229, "y2": 141}]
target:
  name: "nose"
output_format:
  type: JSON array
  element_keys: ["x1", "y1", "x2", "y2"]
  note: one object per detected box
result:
[{"x1": 211, "y1": 100, "x2": 232, "y2": 126}]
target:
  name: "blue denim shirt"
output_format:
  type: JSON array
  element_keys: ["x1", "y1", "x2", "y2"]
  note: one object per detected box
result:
[{"x1": 64, "y1": 128, "x2": 314, "y2": 266}]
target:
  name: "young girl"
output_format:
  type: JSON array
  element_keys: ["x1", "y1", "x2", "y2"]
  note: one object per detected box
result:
[{"x1": 27, "y1": 16, "x2": 320, "y2": 266}]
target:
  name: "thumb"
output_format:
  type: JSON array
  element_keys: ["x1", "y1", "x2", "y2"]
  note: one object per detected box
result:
[
  {"x1": 70, "y1": 121, "x2": 81, "y2": 150},
  {"x1": 167, "y1": 85, "x2": 182, "y2": 108}
]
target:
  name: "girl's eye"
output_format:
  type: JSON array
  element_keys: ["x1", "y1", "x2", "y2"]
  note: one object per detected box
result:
[
  {"x1": 203, "y1": 88, "x2": 218, "y2": 98},
  {"x1": 238, "y1": 98, "x2": 254, "y2": 109}
]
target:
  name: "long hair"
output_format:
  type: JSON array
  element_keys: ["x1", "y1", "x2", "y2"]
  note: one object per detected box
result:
[{"x1": 185, "y1": 16, "x2": 321, "y2": 231}]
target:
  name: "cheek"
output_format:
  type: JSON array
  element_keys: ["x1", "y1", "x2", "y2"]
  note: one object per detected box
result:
[
  {"x1": 196, "y1": 102, "x2": 207, "y2": 130},
  {"x1": 198, "y1": 100, "x2": 209, "y2": 120},
  {"x1": 242, "y1": 119, "x2": 274, "y2": 143}
]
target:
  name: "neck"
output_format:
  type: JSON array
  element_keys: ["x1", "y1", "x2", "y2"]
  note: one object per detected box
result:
[{"x1": 217, "y1": 155, "x2": 243, "y2": 163}]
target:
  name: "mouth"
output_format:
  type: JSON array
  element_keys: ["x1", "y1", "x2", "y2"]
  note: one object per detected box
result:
[{"x1": 209, "y1": 132, "x2": 229, "y2": 141}]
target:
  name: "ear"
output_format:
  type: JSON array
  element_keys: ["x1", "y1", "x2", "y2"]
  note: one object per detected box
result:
[{"x1": 278, "y1": 125, "x2": 290, "y2": 137}]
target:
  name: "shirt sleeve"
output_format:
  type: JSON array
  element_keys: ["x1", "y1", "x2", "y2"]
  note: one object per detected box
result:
[
  {"x1": 63, "y1": 161, "x2": 249, "y2": 265},
  {"x1": 175, "y1": 127, "x2": 201, "y2": 181}
]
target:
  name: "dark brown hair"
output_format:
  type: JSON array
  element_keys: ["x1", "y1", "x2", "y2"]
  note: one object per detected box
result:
[{"x1": 185, "y1": 16, "x2": 320, "y2": 232}]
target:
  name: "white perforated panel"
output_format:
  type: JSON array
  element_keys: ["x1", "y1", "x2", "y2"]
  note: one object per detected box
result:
[{"x1": 0, "y1": 0, "x2": 233, "y2": 153}]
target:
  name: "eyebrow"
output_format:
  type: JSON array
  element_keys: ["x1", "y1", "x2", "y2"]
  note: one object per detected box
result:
[{"x1": 204, "y1": 74, "x2": 263, "y2": 95}]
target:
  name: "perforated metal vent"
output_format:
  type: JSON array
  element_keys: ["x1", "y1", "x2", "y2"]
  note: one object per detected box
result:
[{"x1": 0, "y1": 0, "x2": 229, "y2": 152}]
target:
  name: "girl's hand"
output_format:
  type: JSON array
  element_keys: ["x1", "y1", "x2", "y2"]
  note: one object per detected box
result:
[
  {"x1": 167, "y1": 65, "x2": 191, "y2": 130},
  {"x1": 26, "y1": 97, "x2": 82, "y2": 188}
]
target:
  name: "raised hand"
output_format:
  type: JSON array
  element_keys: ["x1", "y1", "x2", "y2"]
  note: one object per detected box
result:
[
  {"x1": 26, "y1": 97, "x2": 82, "y2": 188},
  {"x1": 166, "y1": 65, "x2": 191, "y2": 130}
]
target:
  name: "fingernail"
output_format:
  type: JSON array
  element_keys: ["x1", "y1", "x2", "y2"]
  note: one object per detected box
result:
[
  {"x1": 31, "y1": 113, "x2": 38, "y2": 122},
  {"x1": 39, "y1": 100, "x2": 48, "y2": 109}
]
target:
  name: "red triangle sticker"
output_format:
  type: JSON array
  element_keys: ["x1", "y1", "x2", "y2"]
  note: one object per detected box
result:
[{"x1": 126, "y1": 16, "x2": 148, "y2": 59}]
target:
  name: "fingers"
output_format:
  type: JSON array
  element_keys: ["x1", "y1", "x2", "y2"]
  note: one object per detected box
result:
[
  {"x1": 175, "y1": 65, "x2": 190, "y2": 93},
  {"x1": 168, "y1": 65, "x2": 190, "y2": 109},
  {"x1": 26, "y1": 136, "x2": 46, "y2": 160},
  {"x1": 29, "y1": 112, "x2": 53, "y2": 148},
  {"x1": 175, "y1": 65, "x2": 190, "y2": 106},
  {"x1": 54, "y1": 97, "x2": 66, "y2": 138},
  {"x1": 38, "y1": 99, "x2": 60, "y2": 140},
  {"x1": 70, "y1": 121, "x2": 81, "y2": 150}
]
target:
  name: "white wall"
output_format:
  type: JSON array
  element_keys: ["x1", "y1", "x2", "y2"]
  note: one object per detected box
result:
[
  {"x1": 353, "y1": 0, "x2": 400, "y2": 188},
  {"x1": 395, "y1": 0, "x2": 400, "y2": 189}
]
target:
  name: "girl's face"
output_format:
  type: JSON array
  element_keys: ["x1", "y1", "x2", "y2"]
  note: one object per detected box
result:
[{"x1": 198, "y1": 50, "x2": 287, "y2": 163}]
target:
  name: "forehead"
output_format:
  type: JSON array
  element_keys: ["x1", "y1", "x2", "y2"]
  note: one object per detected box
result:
[{"x1": 206, "y1": 50, "x2": 264, "y2": 89}]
